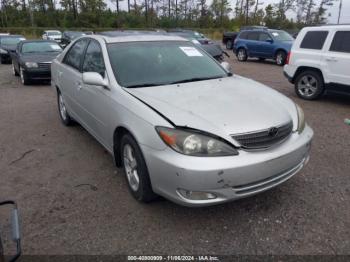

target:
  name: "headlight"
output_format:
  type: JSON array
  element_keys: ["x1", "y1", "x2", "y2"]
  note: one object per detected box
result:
[
  {"x1": 0, "y1": 48, "x2": 8, "y2": 54},
  {"x1": 296, "y1": 104, "x2": 305, "y2": 133},
  {"x1": 25, "y1": 62, "x2": 38, "y2": 68},
  {"x1": 156, "y1": 126, "x2": 238, "y2": 156}
]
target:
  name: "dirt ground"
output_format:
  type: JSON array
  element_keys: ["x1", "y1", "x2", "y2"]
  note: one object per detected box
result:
[{"x1": 0, "y1": 54, "x2": 349, "y2": 256}]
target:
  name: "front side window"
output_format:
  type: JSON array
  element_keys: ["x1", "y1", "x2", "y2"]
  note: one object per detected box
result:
[
  {"x1": 330, "y1": 31, "x2": 350, "y2": 53},
  {"x1": 21, "y1": 42, "x2": 62, "y2": 53},
  {"x1": 107, "y1": 41, "x2": 227, "y2": 88},
  {"x1": 269, "y1": 30, "x2": 294, "y2": 41},
  {"x1": 83, "y1": 40, "x2": 105, "y2": 77},
  {"x1": 239, "y1": 32, "x2": 248, "y2": 39},
  {"x1": 258, "y1": 33, "x2": 272, "y2": 42},
  {"x1": 63, "y1": 38, "x2": 89, "y2": 71},
  {"x1": 300, "y1": 31, "x2": 328, "y2": 50}
]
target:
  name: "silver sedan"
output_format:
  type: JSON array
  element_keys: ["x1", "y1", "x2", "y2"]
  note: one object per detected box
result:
[{"x1": 51, "y1": 34, "x2": 313, "y2": 207}]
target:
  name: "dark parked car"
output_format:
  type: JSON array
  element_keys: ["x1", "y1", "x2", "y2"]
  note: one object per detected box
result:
[
  {"x1": 61, "y1": 31, "x2": 86, "y2": 47},
  {"x1": 0, "y1": 35, "x2": 25, "y2": 64},
  {"x1": 11, "y1": 40, "x2": 62, "y2": 85},
  {"x1": 222, "y1": 32, "x2": 238, "y2": 49},
  {"x1": 233, "y1": 29, "x2": 294, "y2": 66}
]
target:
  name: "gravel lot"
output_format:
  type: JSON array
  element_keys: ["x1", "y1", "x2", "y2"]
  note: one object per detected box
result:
[{"x1": 0, "y1": 54, "x2": 349, "y2": 256}]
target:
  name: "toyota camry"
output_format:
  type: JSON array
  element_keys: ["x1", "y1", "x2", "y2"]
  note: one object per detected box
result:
[{"x1": 51, "y1": 34, "x2": 313, "y2": 207}]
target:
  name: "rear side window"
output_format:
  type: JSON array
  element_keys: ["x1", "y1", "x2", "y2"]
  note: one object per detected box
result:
[
  {"x1": 300, "y1": 31, "x2": 328, "y2": 50},
  {"x1": 247, "y1": 32, "x2": 259, "y2": 41},
  {"x1": 330, "y1": 31, "x2": 350, "y2": 53},
  {"x1": 63, "y1": 38, "x2": 89, "y2": 70},
  {"x1": 239, "y1": 32, "x2": 248, "y2": 39}
]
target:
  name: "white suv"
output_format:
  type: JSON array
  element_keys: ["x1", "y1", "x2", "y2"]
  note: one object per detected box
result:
[{"x1": 284, "y1": 25, "x2": 350, "y2": 100}]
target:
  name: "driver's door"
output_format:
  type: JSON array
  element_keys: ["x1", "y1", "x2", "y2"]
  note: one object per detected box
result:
[{"x1": 77, "y1": 39, "x2": 111, "y2": 148}]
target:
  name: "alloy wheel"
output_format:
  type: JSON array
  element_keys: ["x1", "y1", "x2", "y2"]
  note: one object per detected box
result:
[
  {"x1": 297, "y1": 75, "x2": 318, "y2": 97},
  {"x1": 123, "y1": 144, "x2": 140, "y2": 192},
  {"x1": 276, "y1": 53, "x2": 284, "y2": 65},
  {"x1": 58, "y1": 93, "x2": 67, "y2": 121},
  {"x1": 237, "y1": 49, "x2": 246, "y2": 61},
  {"x1": 20, "y1": 68, "x2": 24, "y2": 84}
]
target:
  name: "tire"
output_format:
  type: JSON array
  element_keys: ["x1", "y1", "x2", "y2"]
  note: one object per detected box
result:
[
  {"x1": 226, "y1": 40, "x2": 233, "y2": 50},
  {"x1": 121, "y1": 134, "x2": 157, "y2": 203},
  {"x1": 12, "y1": 62, "x2": 19, "y2": 76},
  {"x1": 275, "y1": 50, "x2": 287, "y2": 66},
  {"x1": 19, "y1": 67, "x2": 31, "y2": 85},
  {"x1": 236, "y1": 48, "x2": 247, "y2": 62},
  {"x1": 294, "y1": 70, "x2": 325, "y2": 100},
  {"x1": 57, "y1": 90, "x2": 73, "y2": 125}
]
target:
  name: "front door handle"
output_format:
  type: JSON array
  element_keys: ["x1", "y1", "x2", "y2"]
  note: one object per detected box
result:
[
  {"x1": 77, "y1": 81, "x2": 82, "y2": 90},
  {"x1": 326, "y1": 57, "x2": 338, "y2": 62}
]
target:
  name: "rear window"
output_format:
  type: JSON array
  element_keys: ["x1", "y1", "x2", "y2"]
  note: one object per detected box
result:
[
  {"x1": 300, "y1": 31, "x2": 328, "y2": 50},
  {"x1": 330, "y1": 31, "x2": 350, "y2": 53}
]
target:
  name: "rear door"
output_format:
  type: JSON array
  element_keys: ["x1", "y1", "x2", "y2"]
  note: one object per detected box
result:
[
  {"x1": 323, "y1": 30, "x2": 350, "y2": 89},
  {"x1": 58, "y1": 38, "x2": 89, "y2": 122},
  {"x1": 245, "y1": 32, "x2": 260, "y2": 56}
]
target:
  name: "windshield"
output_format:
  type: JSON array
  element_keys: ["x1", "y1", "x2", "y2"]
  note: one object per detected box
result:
[
  {"x1": 269, "y1": 30, "x2": 294, "y2": 41},
  {"x1": 0, "y1": 37, "x2": 25, "y2": 45},
  {"x1": 107, "y1": 41, "x2": 227, "y2": 88},
  {"x1": 48, "y1": 31, "x2": 61, "y2": 36},
  {"x1": 21, "y1": 42, "x2": 62, "y2": 53}
]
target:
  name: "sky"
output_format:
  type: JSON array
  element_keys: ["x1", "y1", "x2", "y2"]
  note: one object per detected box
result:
[{"x1": 110, "y1": 0, "x2": 350, "y2": 24}]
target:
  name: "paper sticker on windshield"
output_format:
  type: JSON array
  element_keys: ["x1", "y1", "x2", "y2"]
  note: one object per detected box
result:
[
  {"x1": 51, "y1": 44, "x2": 61, "y2": 50},
  {"x1": 272, "y1": 32, "x2": 279, "y2": 37},
  {"x1": 179, "y1": 46, "x2": 203, "y2": 57}
]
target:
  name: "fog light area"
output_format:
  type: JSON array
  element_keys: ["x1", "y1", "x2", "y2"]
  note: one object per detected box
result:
[{"x1": 178, "y1": 189, "x2": 217, "y2": 200}]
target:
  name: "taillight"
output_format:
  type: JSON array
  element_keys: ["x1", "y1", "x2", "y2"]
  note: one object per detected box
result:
[{"x1": 286, "y1": 51, "x2": 291, "y2": 65}]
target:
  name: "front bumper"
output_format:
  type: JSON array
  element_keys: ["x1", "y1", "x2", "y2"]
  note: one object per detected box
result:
[
  {"x1": 141, "y1": 125, "x2": 313, "y2": 207},
  {"x1": 25, "y1": 68, "x2": 51, "y2": 80}
]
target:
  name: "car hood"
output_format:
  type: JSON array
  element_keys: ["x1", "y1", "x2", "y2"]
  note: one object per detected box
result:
[
  {"x1": 125, "y1": 75, "x2": 298, "y2": 137},
  {"x1": 201, "y1": 43, "x2": 223, "y2": 57},
  {"x1": 21, "y1": 52, "x2": 61, "y2": 63}
]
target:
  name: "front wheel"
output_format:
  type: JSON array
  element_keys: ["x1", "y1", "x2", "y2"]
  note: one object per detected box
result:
[
  {"x1": 275, "y1": 51, "x2": 287, "y2": 66},
  {"x1": 121, "y1": 134, "x2": 157, "y2": 203},
  {"x1": 12, "y1": 63, "x2": 19, "y2": 76},
  {"x1": 20, "y1": 67, "x2": 31, "y2": 85},
  {"x1": 236, "y1": 48, "x2": 247, "y2": 62},
  {"x1": 295, "y1": 70, "x2": 324, "y2": 100},
  {"x1": 57, "y1": 91, "x2": 73, "y2": 125},
  {"x1": 226, "y1": 40, "x2": 233, "y2": 50}
]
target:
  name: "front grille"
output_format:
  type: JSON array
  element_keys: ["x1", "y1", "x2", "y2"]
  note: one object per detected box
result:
[
  {"x1": 38, "y1": 62, "x2": 51, "y2": 70},
  {"x1": 231, "y1": 121, "x2": 293, "y2": 149}
]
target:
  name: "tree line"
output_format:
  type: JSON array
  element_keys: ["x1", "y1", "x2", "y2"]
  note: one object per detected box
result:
[{"x1": 0, "y1": 0, "x2": 337, "y2": 30}]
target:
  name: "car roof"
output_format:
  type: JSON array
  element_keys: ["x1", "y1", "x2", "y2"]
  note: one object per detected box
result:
[
  {"x1": 0, "y1": 35, "x2": 24, "y2": 38},
  {"x1": 89, "y1": 34, "x2": 188, "y2": 44},
  {"x1": 45, "y1": 30, "x2": 61, "y2": 33},
  {"x1": 21, "y1": 40, "x2": 58, "y2": 44},
  {"x1": 303, "y1": 24, "x2": 350, "y2": 30}
]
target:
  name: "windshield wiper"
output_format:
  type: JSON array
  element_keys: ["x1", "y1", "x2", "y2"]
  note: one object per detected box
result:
[
  {"x1": 169, "y1": 75, "x2": 224, "y2": 85},
  {"x1": 125, "y1": 83, "x2": 165, "y2": 88}
]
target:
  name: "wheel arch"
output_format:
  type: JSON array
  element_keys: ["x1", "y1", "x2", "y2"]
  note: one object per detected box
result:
[
  {"x1": 292, "y1": 66, "x2": 324, "y2": 84},
  {"x1": 274, "y1": 48, "x2": 287, "y2": 59},
  {"x1": 113, "y1": 126, "x2": 139, "y2": 167}
]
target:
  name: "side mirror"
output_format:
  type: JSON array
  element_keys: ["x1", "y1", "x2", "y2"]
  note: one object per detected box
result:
[
  {"x1": 0, "y1": 201, "x2": 21, "y2": 262},
  {"x1": 82, "y1": 72, "x2": 108, "y2": 88},
  {"x1": 220, "y1": 61, "x2": 232, "y2": 73},
  {"x1": 266, "y1": 39, "x2": 273, "y2": 43}
]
